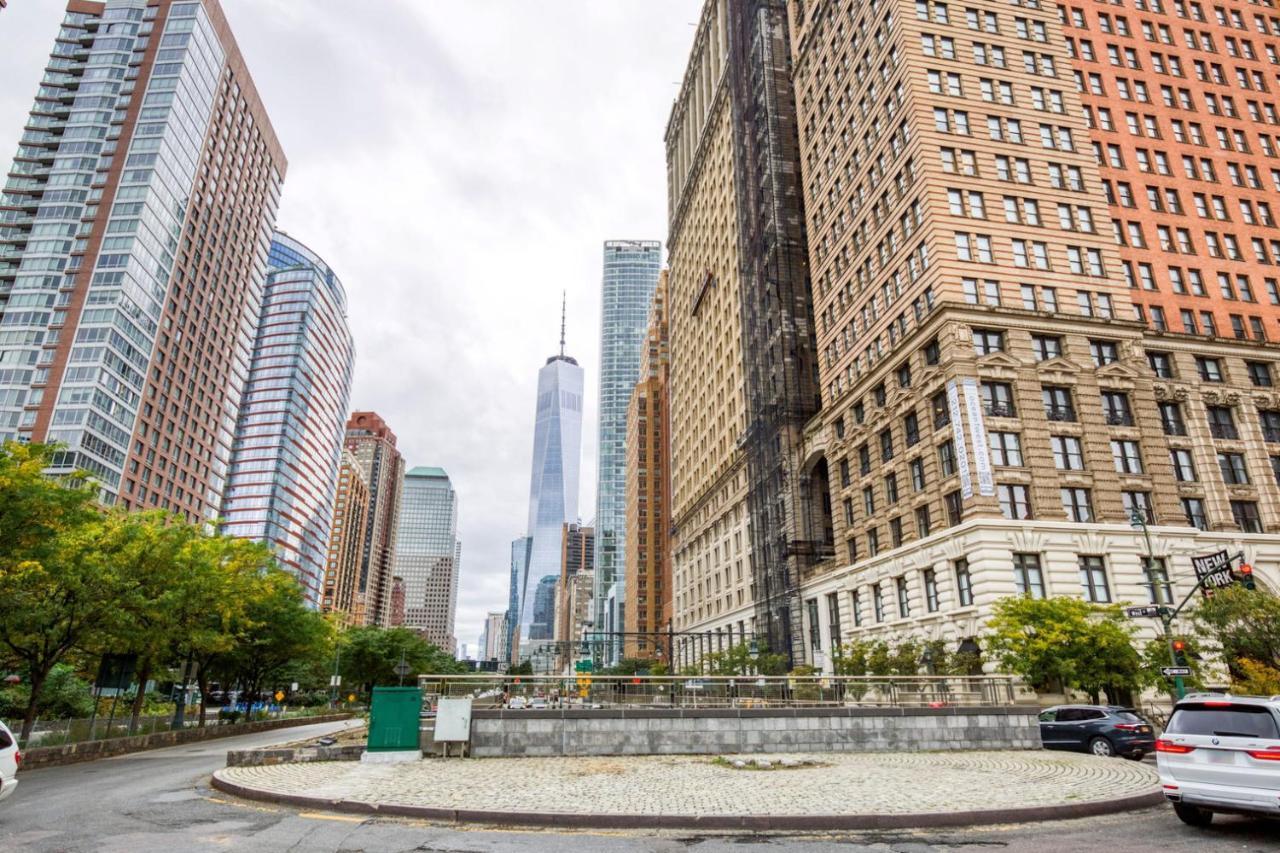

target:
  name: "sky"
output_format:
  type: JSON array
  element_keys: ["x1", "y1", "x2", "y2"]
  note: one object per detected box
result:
[{"x1": 0, "y1": 0, "x2": 703, "y2": 653}]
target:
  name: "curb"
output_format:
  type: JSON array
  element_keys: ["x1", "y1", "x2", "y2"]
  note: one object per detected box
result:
[{"x1": 210, "y1": 771, "x2": 1165, "y2": 830}]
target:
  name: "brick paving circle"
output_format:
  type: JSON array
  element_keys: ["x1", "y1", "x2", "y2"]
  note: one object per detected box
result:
[{"x1": 215, "y1": 751, "x2": 1159, "y2": 821}]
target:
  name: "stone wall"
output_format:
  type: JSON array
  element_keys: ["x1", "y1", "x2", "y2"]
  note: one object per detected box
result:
[
  {"x1": 19, "y1": 713, "x2": 353, "y2": 771},
  {"x1": 468, "y1": 707, "x2": 1041, "y2": 757}
]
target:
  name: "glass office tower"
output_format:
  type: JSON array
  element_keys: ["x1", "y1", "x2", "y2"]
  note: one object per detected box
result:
[
  {"x1": 221, "y1": 232, "x2": 354, "y2": 605},
  {"x1": 515, "y1": 323, "x2": 583, "y2": 663},
  {"x1": 593, "y1": 240, "x2": 661, "y2": 664},
  {"x1": 0, "y1": 0, "x2": 285, "y2": 520},
  {"x1": 394, "y1": 466, "x2": 461, "y2": 652}
]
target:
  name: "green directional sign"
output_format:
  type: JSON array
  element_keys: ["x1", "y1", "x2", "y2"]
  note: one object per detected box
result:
[{"x1": 575, "y1": 659, "x2": 593, "y2": 674}]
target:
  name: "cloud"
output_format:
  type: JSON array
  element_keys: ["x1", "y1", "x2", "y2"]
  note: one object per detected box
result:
[{"x1": 0, "y1": 0, "x2": 702, "y2": 653}]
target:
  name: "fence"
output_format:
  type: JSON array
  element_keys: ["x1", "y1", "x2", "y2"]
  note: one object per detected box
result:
[
  {"x1": 418, "y1": 674, "x2": 1034, "y2": 711},
  {"x1": 4, "y1": 706, "x2": 335, "y2": 748}
]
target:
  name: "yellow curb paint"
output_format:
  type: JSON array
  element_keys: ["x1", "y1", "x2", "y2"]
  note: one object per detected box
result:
[{"x1": 299, "y1": 812, "x2": 365, "y2": 823}]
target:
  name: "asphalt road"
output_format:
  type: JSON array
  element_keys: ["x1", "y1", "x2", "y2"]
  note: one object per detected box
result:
[{"x1": 1, "y1": 721, "x2": 1276, "y2": 852}]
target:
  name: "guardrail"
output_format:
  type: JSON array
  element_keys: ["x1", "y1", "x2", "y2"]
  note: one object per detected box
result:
[
  {"x1": 417, "y1": 674, "x2": 1034, "y2": 710},
  {"x1": 3, "y1": 706, "x2": 336, "y2": 748}
]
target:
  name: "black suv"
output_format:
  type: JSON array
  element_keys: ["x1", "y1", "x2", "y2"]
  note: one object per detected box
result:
[{"x1": 1039, "y1": 705, "x2": 1156, "y2": 759}]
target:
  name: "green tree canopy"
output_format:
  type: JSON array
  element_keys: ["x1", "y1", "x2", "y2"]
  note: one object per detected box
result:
[
  {"x1": 1191, "y1": 584, "x2": 1280, "y2": 690},
  {"x1": 338, "y1": 626, "x2": 464, "y2": 694}
]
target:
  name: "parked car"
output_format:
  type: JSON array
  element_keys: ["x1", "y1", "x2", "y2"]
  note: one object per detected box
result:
[
  {"x1": 1157, "y1": 693, "x2": 1280, "y2": 826},
  {"x1": 1038, "y1": 704, "x2": 1155, "y2": 759},
  {"x1": 0, "y1": 720, "x2": 20, "y2": 805},
  {"x1": 506, "y1": 696, "x2": 529, "y2": 710}
]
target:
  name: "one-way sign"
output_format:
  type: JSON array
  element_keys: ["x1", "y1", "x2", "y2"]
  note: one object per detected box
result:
[
  {"x1": 1161, "y1": 666, "x2": 1192, "y2": 677},
  {"x1": 1125, "y1": 605, "x2": 1164, "y2": 618}
]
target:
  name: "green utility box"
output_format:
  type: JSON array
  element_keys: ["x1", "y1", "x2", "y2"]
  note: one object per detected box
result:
[{"x1": 367, "y1": 686, "x2": 422, "y2": 752}]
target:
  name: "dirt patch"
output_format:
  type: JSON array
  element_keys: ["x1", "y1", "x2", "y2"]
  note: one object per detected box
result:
[{"x1": 279, "y1": 721, "x2": 367, "y2": 749}]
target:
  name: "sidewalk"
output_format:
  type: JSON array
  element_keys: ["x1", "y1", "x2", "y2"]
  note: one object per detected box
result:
[{"x1": 213, "y1": 750, "x2": 1162, "y2": 830}]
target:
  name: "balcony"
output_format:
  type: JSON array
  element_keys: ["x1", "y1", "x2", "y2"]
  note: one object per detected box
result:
[
  {"x1": 986, "y1": 402, "x2": 1017, "y2": 418},
  {"x1": 1162, "y1": 420, "x2": 1187, "y2": 436},
  {"x1": 1209, "y1": 423, "x2": 1239, "y2": 440},
  {"x1": 1045, "y1": 405, "x2": 1077, "y2": 422},
  {"x1": 1263, "y1": 427, "x2": 1280, "y2": 443},
  {"x1": 1104, "y1": 411, "x2": 1135, "y2": 426},
  {"x1": 934, "y1": 411, "x2": 950, "y2": 428}
]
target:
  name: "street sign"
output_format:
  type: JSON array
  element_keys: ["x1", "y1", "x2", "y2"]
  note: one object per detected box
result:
[
  {"x1": 1161, "y1": 666, "x2": 1192, "y2": 677},
  {"x1": 575, "y1": 659, "x2": 593, "y2": 674},
  {"x1": 274, "y1": 691, "x2": 284, "y2": 701},
  {"x1": 393, "y1": 660, "x2": 413, "y2": 677},
  {"x1": 1125, "y1": 605, "x2": 1163, "y2": 618},
  {"x1": 1192, "y1": 550, "x2": 1235, "y2": 596},
  {"x1": 329, "y1": 674, "x2": 342, "y2": 687}
]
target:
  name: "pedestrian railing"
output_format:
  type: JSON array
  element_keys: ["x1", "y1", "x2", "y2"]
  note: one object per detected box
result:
[
  {"x1": 3, "y1": 706, "x2": 333, "y2": 748},
  {"x1": 417, "y1": 674, "x2": 1035, "y2": 711}
]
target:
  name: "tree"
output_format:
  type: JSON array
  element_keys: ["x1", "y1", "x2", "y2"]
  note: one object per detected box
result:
[
  {"x1": 985, "y1": 596, "x2": 1143, "y2": 703},
  {"x1": 338, "y1": 626, "x2": 463, "y2": 695},
  {"x1": 701, "y1": 642, "x2": 787, "y2": 676},
  {"x1": 1191, "y1": 585, "x2": 1280, "y2": 682}
]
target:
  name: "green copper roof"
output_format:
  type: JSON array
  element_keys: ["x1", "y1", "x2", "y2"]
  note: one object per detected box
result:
[{"x1": 407, "y1": 466, "x2": 448, "y2": 478}]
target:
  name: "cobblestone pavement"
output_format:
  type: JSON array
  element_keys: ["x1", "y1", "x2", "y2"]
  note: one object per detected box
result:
[{"x1": 217, "y1": 750, "x2": 1157, "y2": 816}]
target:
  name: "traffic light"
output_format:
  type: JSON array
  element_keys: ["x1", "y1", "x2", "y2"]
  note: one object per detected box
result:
[
  {"x1": 1172, "y1": 639, "x2": 1188, "y2": 667},
  {"x1": 1239, "y1": 563, "x2": 1257, "y2": 591}
]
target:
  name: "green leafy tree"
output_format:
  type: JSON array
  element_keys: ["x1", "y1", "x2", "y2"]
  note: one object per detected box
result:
[
  {"x1": 701, "y1": 642, "x2": 788, "y2": 676},
  {"x1": 338, "y1": 626, "x2": 463, "y2": 695},
  {"x1": 1191, "y1": 585, "x2": 1280, "y2": 683},
  {"x1": 986, "y1": 596, "x2": 1143, "y2": 703},
  {"x1": 0, "y1": 663, "x2": 95, "y2": 721}
]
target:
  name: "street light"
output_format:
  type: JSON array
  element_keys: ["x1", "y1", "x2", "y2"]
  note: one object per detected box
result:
[{"x1": 1131, "y1": 509, "x2": 1185, "y2": 701}]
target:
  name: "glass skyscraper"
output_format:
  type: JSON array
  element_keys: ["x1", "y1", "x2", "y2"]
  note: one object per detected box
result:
[
  {"x1": 393, "y1": 466, "x2": 461, "y2": 652},
  {"x1": 0, "y1": 0, "x2": 285, "y2": 521},
  {"x1": 514, "y1": 317, "x2": 583, "y2": 662},
  {"x1": 221, "y1": 232, "x2": 354, "y2": 606},
  {"x1": 594, "y1": 240, "x2": 661, "y2": 663}
]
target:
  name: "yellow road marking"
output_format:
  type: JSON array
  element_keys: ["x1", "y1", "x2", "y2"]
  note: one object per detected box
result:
[{"x1": 298, "y1": 812, "x2": 364, "y2": 823}]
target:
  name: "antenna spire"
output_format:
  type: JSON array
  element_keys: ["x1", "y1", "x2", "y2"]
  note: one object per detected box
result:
[{"x1": 559, "y1": 291, "x2": 567, "y2": 357}]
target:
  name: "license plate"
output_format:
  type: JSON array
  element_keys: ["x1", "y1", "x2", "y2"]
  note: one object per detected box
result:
[{"x1": 1140, "y1": 726, "x2": 1151, "y2": 733}]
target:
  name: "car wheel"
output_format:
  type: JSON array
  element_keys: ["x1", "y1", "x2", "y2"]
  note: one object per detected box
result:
[
  {"x1": 1089, "y1": 736, "x2": 1115, "y2": 758},
  {"x1": 1173, "y1": 802, "x2": 1214, "y2": 827}
]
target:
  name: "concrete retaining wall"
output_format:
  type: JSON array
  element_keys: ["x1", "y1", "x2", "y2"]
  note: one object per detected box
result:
[
  {"x1": 19, "y1": 713, "x2": 353, "y2": 770},
  {"x1": 469, "y1": 707, "x2": 1041, "y2": 757},
  {"x1": 226, "y1": 743, "x2": 364, "y2": 766}
]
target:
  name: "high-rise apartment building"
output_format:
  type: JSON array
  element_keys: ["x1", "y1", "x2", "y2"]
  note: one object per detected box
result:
[
  {"x1": 481, "y1": 610, "x2": 506, "y2": 662},
  {"x1": 555, "y1": 521, "x2": 594, "y2": 669},
  {"x1": 221, "y1": 232, "x2": 354, "y2": 604},
  {"x1": 344, "y1": 411, "x2": 404, "y2": 626},
  {"x1": 393, "y1": 466, "x2": 461, "y2": 651},
  {"x1": 321, "y1": 448, "x2": 370, "y2": 625},
  {"x1": 623, "y1": 271, "x2": 672, "y2": 659},
  {"x1": 779, "y1": 0, "x2": 1277, "y2": 669},
  {"x1": 0, "y1": 0, "x2": 285, "y2": 521},
  {"x1": 593, "y1": 240, "x2": 662, "y2": 664},
  {"x1": 665, "y1": 0, "x2": 826, "y2": 668},
  {"x1": 513, "y1": 313, "x2": 583, "y2": 661}
]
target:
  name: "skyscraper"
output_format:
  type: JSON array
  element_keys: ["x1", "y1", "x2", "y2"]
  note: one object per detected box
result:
[
  {"x1": 344, "y1": 411, "x2": 404, "y2": 626},
  {"x1": 221, "y1": 232, "x2": 354, "y2": 605},
  {"x1": 624, "y1": 271, "x2": 671, "y2": 660},
  {"x1": 0, "y1": 0, "x2": 285, "y2": 520},
  {"x1": 321, "y1": 448, "x2": 370, "y2": 625},
  {"x1": 393, "y1": 466, "x2": 461, "y2": 652},
  {"x1": 514, "y1": 305, "x2": 583, "y2": 661},
  {"x1": 594, "y1": 240, "x2": 662, "y2": 664}
]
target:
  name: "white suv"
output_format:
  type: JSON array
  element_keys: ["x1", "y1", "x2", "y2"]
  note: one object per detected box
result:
[
  {"x1": 1157, "y1": 693, "x2": 1280, "y2": 826},
  {"x1": 0, "y1": 720, "x2": 19, "y2": 804}
]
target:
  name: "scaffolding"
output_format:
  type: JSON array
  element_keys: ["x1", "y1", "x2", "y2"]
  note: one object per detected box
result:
[{"x1": 728, "y1": 0, "x2": 825, "y2": 667}]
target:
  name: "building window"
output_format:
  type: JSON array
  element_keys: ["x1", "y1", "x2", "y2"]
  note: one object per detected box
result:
[
  {"x1": 1170, "y1": 448, "x2": 1197, "y2": 482},
  {"x1": 1111, "y1": 439, "x2": 1144, "y2": 474},
  {"x1": 1033, "y1": 334, "x2": 1062, "y2": 361},
  {"x1": 1160, "y1": 402, "x2": 1186, "y2": 436},
  {"x1": 1182, "y1": 497, "x2": 1209, "y2": 530},
  {"x1": 1013, "y1": 553, "x2": 1046, "y2": 598},
  {"x1": 885, "y1": 474, "x2": 900, "y2": 505},
  {"x1": 1147, "y1": 350, "x2": 1175, "y2": 378},
  {"x1": 923, "y1": 338, "x2": 940, "y2": 364},
  {"x1": 839, "y1": 458, "x2": 851, "y2": 487},
  {"x1": 1218, "y1": 452, "x2": 1250, "y2": 485},
  {"x1": 924, "y1": 569, "x2": 940, "y2": 612},
  {"x1": 1090, "y1": 339, "x2": 1119, "y2": 366},
  {"x1": 850, "y1": 589, "x2": 863, "y2": 627},
  {"x1": 910, "y1": 457, "x2": 926, "y2": 491},
  {"x1": 915, "y1": 504, "x2": 932, "y2": 537},
  {"x1": 989, "y1": 431, "x2": 1024, "y2": 466},
  {"x1": 1051, "y1": 435, "x2": 1085, "y2": 470},
  {"x1": 955, "y1": 558, "x2": 973, "y2": 607},
  {"x1": 1260, "y1": 410, "x2": 1280, "y2": 443},
  {"x1": 807, "y1": 598, "x2": 821, "y2": 650},
  {"x1": 1196, "y1": 356, "x2": 1224, "y2": 382},
  {"x1": 973, "y1": 328, "x2": 1005, "y2": 355},
  {"x1": 1043, "y1": 386, "x2": 1076, "y2": 421},
  {"x1": 945, "y1": 490, "x2": 964, "y2": 525},
  {"x1": 1247, "y1": 361, "x2": 1273, "y2": 387},
  {"x1": 890, "y1": 516, "x2": 904, "y2": 547},
  {"x1": 1123, "y1": 490, "x2": 1154, "y2": 524},
  {"x1": 867, "y1": 526, "x2": 881, "y2": 556},
  {"x1": 1101, "y1": 391, "x2": 1133, "y2": 426},
  {"x1": 1231, "y1": 500, "x2": 1262, "y2": 533},
  {"x1": 1061, "y1": 487, "x2": 1094, "y2": 522},
  {"x1": 1207, "y1": 406, "x2": 1239, "y2": 439},
  {"x1": 827, "y1": 593, "x2": 842, "y2": 650},
  {"x1": 999, "y1": 483, "x2": 1033, "y2": 519},
  {"x1": 880, "y1": 428, "x2": 895, "y2": 461},
  {"x1": 1142, "y1": 557, "x2": 1173, "y2": 605},
  {"x1": 904, "y1": 411, "x2": 921, "y2": 446},
  {"x1": 982, "y1": 381, "x2": 1017, "y2": 417},
  {"x1": 863, "y1": 486, "x2": 875, "y2": 516},
  {"x1": 1079, "y1": 555, "x2": 1112, "y2": 602},
  {"x1": 873, "y1": 583, "x2": 886, "y2": 622},
  {"x1": 938, "y1": 440, "x2": 957, "y2": 476},
  {"x1": 896, "y1": 576, "x2": 911, "y2": 618}
]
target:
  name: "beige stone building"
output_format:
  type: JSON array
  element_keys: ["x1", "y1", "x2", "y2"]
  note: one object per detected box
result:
[
  {"x1": 782, "y1": 0, "x2": 1279, "y2": 672},
  {"x1": 321, "y1": 449, "x2": 371, "y2": 626}
]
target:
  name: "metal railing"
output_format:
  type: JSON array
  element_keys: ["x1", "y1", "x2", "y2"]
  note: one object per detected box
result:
[
  {"x1": 3, "y1": 706, "x2": 333, "y2": 748},
  {"x1": 417, "y1": 674, "x2": 1035, "y2": 711}
]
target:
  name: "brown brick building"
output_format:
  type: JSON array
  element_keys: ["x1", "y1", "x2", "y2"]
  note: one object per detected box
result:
[
  {"x1": 321, "y1": 448, "x2": 370, "y2": 625},
  {"x1": 343, "y1": 411, "x2": 404, "y2": 627}
]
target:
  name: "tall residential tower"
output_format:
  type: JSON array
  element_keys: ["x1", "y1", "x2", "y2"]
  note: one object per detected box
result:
[
  {"x1": 0, "y1": 0, "x2": 285, "y2": 520},
  {"x1": 344, "y1": 410, "x2": 404, "y2": 626}
]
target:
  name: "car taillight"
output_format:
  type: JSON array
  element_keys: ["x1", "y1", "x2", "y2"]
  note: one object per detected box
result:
[
  {"x1": 1114, "y1": 723, "x2": 1141, "y2": 731},
  {"x1": 13, "y1": 750, "x2": 19, "y2": 768},
  {"x1": 1246, "y1": 748, "x2": 1280, "y2": 761},
  {"x1": 1202, "y1": 701, "x2": 1233, "y2": 708},
  {"x1": 1156, "y1": 739, "x2": 1196, "y2": 754}
]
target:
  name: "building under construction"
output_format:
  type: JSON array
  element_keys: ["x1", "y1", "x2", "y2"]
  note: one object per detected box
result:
[{"x1": 665, "y1": 0, "x2": 829, "y2": 667}]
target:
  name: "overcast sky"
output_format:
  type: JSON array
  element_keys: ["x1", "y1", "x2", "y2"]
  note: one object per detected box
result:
[{"x1": 0, "y1": 0, "x2": 702, "y2": 652}]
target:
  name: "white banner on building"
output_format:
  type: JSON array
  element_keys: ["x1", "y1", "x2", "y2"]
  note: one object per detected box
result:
[
  {"x1": 962, "y1": 378, "x2": 996, "y2": 497},
  {"x1": 946, "y1": 380, "x2": 973, "y2": 499}
]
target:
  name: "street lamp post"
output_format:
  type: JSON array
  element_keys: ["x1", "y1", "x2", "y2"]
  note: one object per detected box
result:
[{"x1": 1131, "y1": 510, "x2": 1184, "y2": 701}]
